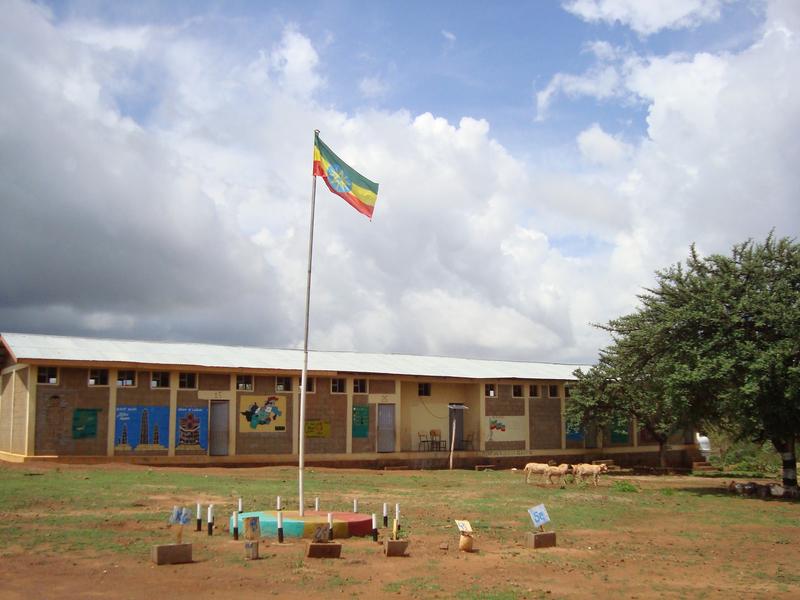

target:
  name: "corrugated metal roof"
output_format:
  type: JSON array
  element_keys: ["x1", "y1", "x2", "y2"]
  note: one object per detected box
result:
[{"x1": 1, "y1": 332, "x2": 588, "y2": 380}]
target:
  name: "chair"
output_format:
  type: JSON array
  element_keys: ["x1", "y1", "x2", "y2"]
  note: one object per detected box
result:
[
  {"x1": 429, "y1": 429, "x2": 445, "y2": 451},
  {"x1": 417, "y1": 431, "x2": 430, "y2": 451},
  {"x1": 460, "y1": 432, "x2": 474, "y2": 451}
]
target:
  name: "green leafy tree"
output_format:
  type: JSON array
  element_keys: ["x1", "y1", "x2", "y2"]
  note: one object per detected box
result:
[
  {"x1": 572, "y1": 235, "x2": 799, "y2": 487},
  {"x1": 568, "y1": 339, "x2": 691, "y2": 469}
]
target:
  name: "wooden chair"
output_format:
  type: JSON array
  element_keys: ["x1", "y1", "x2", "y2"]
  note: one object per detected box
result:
[
  {"x1": 460, "y1": 432, "x2": 475, "y2": 451},
  {"x1": 429, "y1": 429, "x2": 445, "y2": 451},
  {"x1": 417, "y1": 431, "x2": 430, "y2": 451}
]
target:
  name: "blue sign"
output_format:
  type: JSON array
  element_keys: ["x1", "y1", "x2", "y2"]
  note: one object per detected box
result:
[
  {"x1": 115, "y1": 405, "x2": 169, "y2": 452},
  {"x1": 528, "y1": 504, "x2": 551, "y2": 528}
]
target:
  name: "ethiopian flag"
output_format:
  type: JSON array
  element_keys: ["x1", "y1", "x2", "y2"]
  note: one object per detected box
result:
[{"x1": 313, "y1": 132, "x2": 379, "y2": 219}]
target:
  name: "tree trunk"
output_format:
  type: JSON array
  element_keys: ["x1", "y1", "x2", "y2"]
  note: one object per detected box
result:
[
  {"x1": 658, "y1": 438, "x2": 668, "y2": 469},
  {"x1": 772, "y1": 438, "x2": 798, "y2": 490}
]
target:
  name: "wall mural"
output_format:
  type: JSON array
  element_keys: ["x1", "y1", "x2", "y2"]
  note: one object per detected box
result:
[
  {"x1": 176, "y1": 407, "x2": 208, "y2": 452},
  {"x1": 239, "y1": 395, "x2": 286, "y2": 432},
  {"x1": 485, "y1": 415, "x2": 527, "y2": 442},
  {"x1": 115, "y1": 406, "x2": 169, "y2": 452}
]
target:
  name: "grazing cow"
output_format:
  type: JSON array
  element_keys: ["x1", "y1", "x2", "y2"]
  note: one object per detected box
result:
[
  {"x1": 523, "y1": 462, "x2": 550, "y2": 484},
  {"x1": 543, "y1": 463, "x2": 571, "y2": 486},
  {"x1": 573, "y1": 463, "x2": 608, "y2": 486}
]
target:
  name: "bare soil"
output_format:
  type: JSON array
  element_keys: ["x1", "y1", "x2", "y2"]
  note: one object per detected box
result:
[{"x1": 0, "y1": 463, "x2": 797, "y2": 600}]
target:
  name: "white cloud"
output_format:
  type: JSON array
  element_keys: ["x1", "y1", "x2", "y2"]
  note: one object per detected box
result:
[
  {"x1": 441, "y1": 29, "x2": 456, "y2": 44},
  {"x1": 536, "y1": 64, "x2": 621, "y2": 120},
  {"x1": 577, "y1": 123, "x2": 632, "y2": 165},
  {"x1": 563, "y1": 0, "x2": 725, "y2": 35},
  {"x1": 0, "y1": 0, "x2": 797, "y2": 368}
]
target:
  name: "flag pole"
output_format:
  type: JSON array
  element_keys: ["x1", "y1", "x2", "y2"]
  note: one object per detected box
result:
[{"x1": 298, "y1": 129, "x2": 319, "y2": 517}]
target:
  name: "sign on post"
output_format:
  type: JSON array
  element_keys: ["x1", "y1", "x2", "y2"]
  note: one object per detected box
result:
[
  {"x1": 454, "y1": 520, "x2": 473, "y2": 533},
  {"x1": 528, "y1": 504, "x2": 550, "y2": 529}
]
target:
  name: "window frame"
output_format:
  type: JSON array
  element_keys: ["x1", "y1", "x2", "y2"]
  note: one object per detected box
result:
[
  {"x1": 275, "y1": 376, "x2": 292, "y2": 392},
  {"x1": 305, "y1": 377, "x2": 315, "y2": 393},
  {"x1": 353, "y1": 378, "x2": 368, "y2": 394},
  {"x1": 512, "y1": 384, "x2": 523, "y2": 398},
  {"x1": 151, "y1": 371, "x2": 170, "y2": 389},
  {"x1": 418, "y1": 382, "x2": 431, "y2": 397},
  {"x1": 37, "y1": 366, "x2": 59, "y2": 386},
  {"x1": 529, "y1": 384, "x2": 540, "y2": 398},
  {"x1": 88, "y1": 368, "x2": 109, "y2": 387},
  {"x1": 548, "y1": 384, "x2": 559, "y2": 398},
  {"x1": 331, "y1": 378, "x2": 346, "y2": 394},
  {"x1": 236, "y1": 374, "x2": 254, "y2": 392},
  {"x1": 484, "y1": 383, "x2": 496, "y2": 397},
  {"x1": 178, "y1": 372, "x2": 197, "y2": 390},
  {"x1": 116, "y1": 370, "x2": 137, "y2": 388}
]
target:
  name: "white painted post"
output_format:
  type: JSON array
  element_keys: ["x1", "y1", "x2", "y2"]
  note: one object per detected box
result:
[
  {"x1": 207, "y1": 504, "x2": 214, "y2": 536},
  {"x1": 314, "y1": 497, "x2": 319, "y2": 511},
  {"x1": 383, "y1": 502, "x2": 388, "y2": 527},
  {"x1": 233, "y1": 511, "x2": 239, "y2": 540},
  {"x1": 353, "y1": 498, "x2": 358, "y2": 513},
  {"x1": 371, "y1": 513, "x2": 378, "y2": 542},
  {"x1": 196, "y1": 502, "x2": 202, "y2": 532},
  {"x1": 327, "y1": 512, "x2": 333, "y2": 541},
  {"x1": 238, "y1": 497, "x2": 243, "y2": 513}
]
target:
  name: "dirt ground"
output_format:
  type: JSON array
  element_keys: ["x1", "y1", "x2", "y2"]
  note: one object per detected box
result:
[{"x1": 0, "y1": 463, "x2": 797, "y2": 600}]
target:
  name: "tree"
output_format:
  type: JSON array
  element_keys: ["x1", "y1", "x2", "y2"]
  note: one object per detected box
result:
[
  {"x1": 572, "y1": 235, "x2": 800, "y2": 488},
  {"x1": 568, "y1": 329, "x2": 692, "y2": 469}
]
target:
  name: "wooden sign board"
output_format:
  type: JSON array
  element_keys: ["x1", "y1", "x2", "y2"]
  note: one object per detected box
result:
[
  {"x1": 244, "y1": 517, "x2": 261, "y2": 540},
  {"x1": 454, "y1": 520, "x2": 472, "y2": 533},
  {"x1": 526, "y1": 531, "x2": 557, "y2": 549}
]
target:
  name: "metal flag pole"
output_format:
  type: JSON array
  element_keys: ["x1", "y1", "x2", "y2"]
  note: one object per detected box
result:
[{"x1": 298, "y1": 129, "x2": 320, "y2": 517}]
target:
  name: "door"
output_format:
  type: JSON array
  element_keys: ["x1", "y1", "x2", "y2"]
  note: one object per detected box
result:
[
  {"x1": 449, "y1": 404, "x2": 465, "y2": 450},
  {"x1": 377, "y1": 404, "x2": 395, "y2": 453},
  {"x1": 209, "y1": 401, "x2": 229, "y2": 456}
]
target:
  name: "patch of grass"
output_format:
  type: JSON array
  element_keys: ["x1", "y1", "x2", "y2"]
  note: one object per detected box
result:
[
  {"x1": 454, "y1": 584, "x2": 520, "y2": 599},
  {"x1": 382, "y1": 576, "x2": 442, "y2": 596},
  {"x1": 611, "y1": 481, "x2": 639, "y2": 493}
]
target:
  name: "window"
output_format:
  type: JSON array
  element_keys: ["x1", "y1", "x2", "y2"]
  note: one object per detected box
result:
[
  {"x1": 88, "y1": 369, "x2": 108, "y2": 386},
  {"x1": 418, "y1": 382, "x2": 431, "y2": 396},
  {"x1": 565, "y1": 386, "x2": 571, "y2": 398},
  {"x1": 276, "y1": 376, "x2": 292, "y2": 392},
  {"x1": 151, "y1": 371, "x2": 170, "y2": 389},
  {"x1": 179, "y1": 372, "x2": 197, "y2": 389},
  {"x1": 485, "y1": 383, "x2": 496, "y2": 397},
  {"x1": 512, "y1": 384, "x2": 523, "y2": 398},
  {"x1": 331, "y1": 378, "x2": 346, "y2": 394},
  {"x1": 237, "y1": 375, "x2": 253, "y2": 391},
  {"x1": 529, "y1": 384, "x2": 540, "y2": 397},
  {"x1": 117, "y1": 370, "x2": 136, "y2": 387},
  {"x1": 305, "y1": 377, "x2": 315, "y2": 393},
  {"x1": 548, "y1": 384, "x2": 559, "y2": 398},
  {"x1": 353, "y1": 379, "x2": 368, "y2": 394},
  {"x1": 37, "y1": 367, "x2": 58, "y2": 385}
]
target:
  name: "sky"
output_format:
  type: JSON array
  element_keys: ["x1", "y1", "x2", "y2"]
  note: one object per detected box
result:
[{"x1": 0, "y1": 0, "x2": 798, "y2": 365}]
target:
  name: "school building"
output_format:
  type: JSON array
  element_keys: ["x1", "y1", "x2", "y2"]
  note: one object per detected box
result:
[{"x1": 0, "y1": 333, "x2": 696, "y2": 468}]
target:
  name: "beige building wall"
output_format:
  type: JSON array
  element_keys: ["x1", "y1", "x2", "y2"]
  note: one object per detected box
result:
[
  {"x1": 12, "y1": 369, "x2": 29, "y2": 454},
  {"x1": 399, "y1": 381, "x2": 479, "y2": 451},
  {"x1": 0, "y1": 372, "x2": 12, "y2": 452}
]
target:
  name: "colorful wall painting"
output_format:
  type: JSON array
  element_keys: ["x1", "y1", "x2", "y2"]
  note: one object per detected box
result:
[
  {"x1": 485, "y1": 415, "x2": 527, "y2": 442},
  {"x1": 72, "y1": 408, "x2": 99, "y2": 439},
  {"x1": 352, "y1": 405, "x2": 369, "y2": 438},
  {"x1": 114, "y1": 406, "x2": 169, "y2": 452},
  {"x1": 239, "y1": 396, "x2": 286, "y2": 432},
  {"x1": 175, "y1": 407, "x2": 208, "y2": 452},
  {"x1": 305, "y1": 420, "x2": 330, "y2": 438}
]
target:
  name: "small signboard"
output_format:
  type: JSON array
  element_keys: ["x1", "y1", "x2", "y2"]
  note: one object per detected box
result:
[
  {"x1": 454, "y1": 520, "x2": 473, "y2": 533},
  {"x1": 352, "y1": 405, "x2": 369, "y2": 438},
  {"x1": 528, "y1": 504, "x2": 550, "y2": 528}
]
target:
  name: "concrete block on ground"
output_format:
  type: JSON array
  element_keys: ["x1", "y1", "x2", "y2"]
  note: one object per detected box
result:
[
  {"x1": 526, "y1": 531, "x2": 556, "y2": 549},
  {"x1": 151, "y1": 543, "x2": 193, "y2": 565},
  {"x1": 306, "y1": 542, "x2": 342, "y2": 559},
  {"x1": 244, "y1": 540, "x2": 259, "y2": 560},
  {"x1": 384, "y1": 539, "x2": 409, "y2": 557}
]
